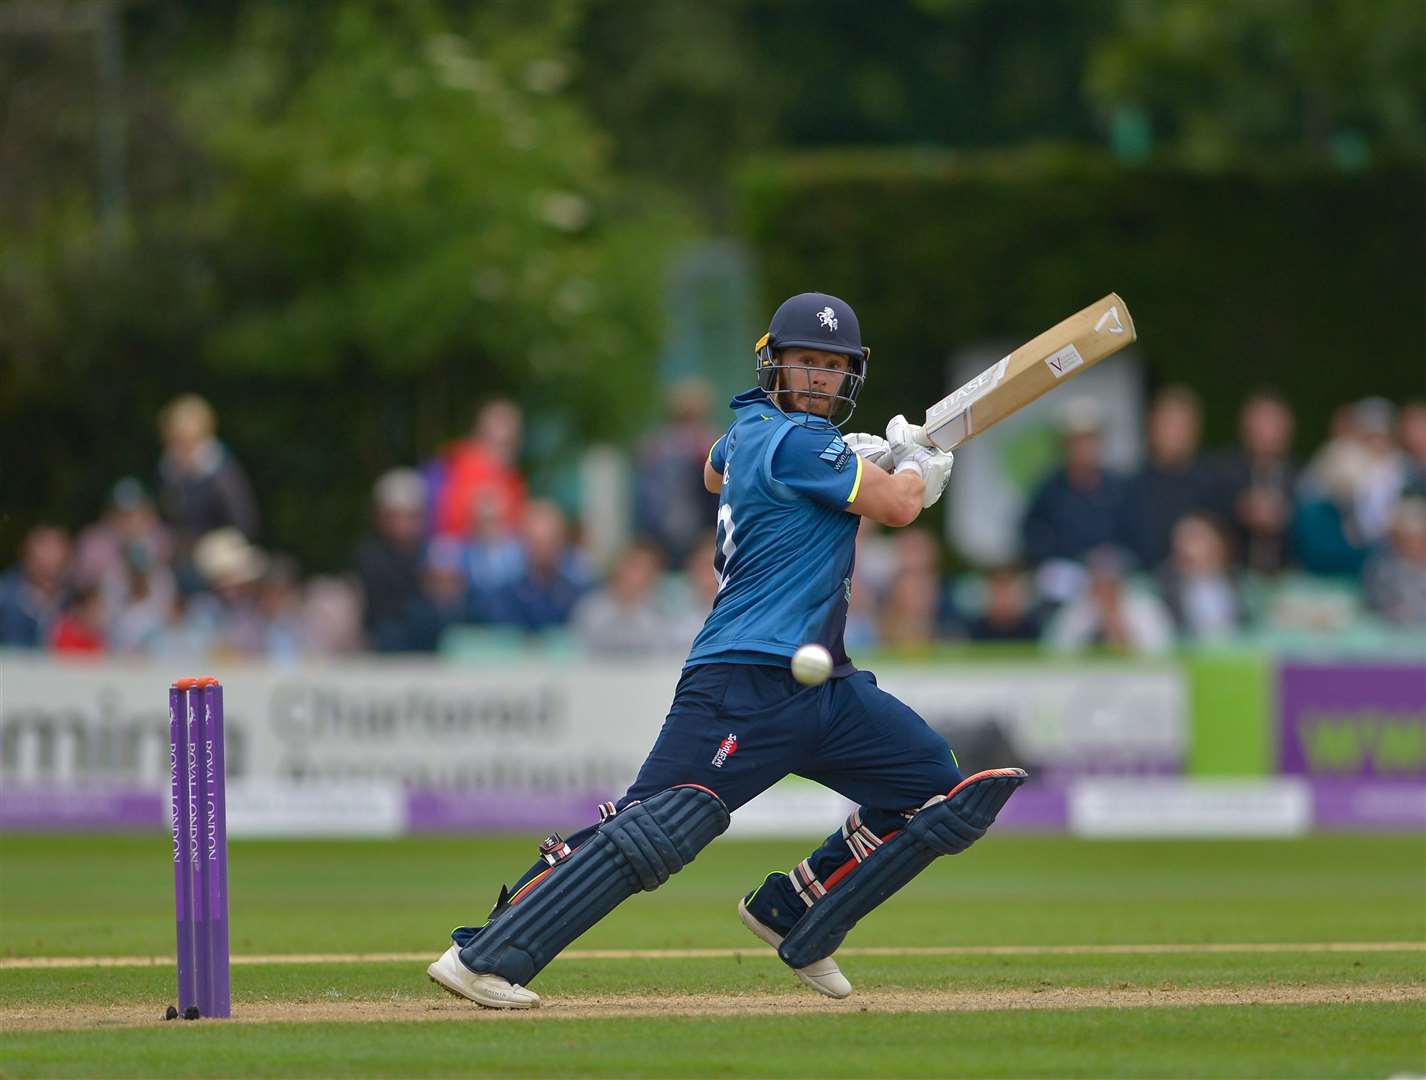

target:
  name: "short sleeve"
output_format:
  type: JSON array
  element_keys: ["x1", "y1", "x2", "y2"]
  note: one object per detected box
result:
[
  {"x1": 769, "y1": 426, "x2": 864, "y2": 509},
  {"x1": 709, "y1": 433, "x2": 729, "y2": 473}
]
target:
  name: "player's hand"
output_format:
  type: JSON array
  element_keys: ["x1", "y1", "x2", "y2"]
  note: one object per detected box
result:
[
  {"x1": 843, "y1": 432, "x2": 893, "y2": 472},
  {"x1": 886, "y1": 415, "x2": 953, "y2": 508},
  {"x1": 885, "y1": 414, "x2": 934, "y2": 470},
  {"x1": 919, "y1": 448, "x2": 954, "y2": 508}
]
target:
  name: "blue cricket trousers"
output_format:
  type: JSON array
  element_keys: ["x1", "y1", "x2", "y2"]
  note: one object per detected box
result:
[{"x1": 618, "y1": 662, "x2": 963, "y2": 933}]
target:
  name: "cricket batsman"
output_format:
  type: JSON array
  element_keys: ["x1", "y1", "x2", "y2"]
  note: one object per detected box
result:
[{"x1": 428, "y1": 292, "x2": 1026, "y2": 1008}]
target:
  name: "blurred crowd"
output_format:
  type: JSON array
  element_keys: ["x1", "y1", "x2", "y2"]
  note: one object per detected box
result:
[{"x1": 4, "y1": 385, "x2": 1425, "y2": 663}]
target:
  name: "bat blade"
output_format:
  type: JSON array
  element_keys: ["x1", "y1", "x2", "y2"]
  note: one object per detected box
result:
[{"x1": 913, "y1": 293, "x2": 1136, "y2": 451}]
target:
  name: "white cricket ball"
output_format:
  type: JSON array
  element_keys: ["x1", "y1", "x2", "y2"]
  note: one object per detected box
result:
[{"x1": 790, "y1": 643, "x2": 834, "y2": 686}]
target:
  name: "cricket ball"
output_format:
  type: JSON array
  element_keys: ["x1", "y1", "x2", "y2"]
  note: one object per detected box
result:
[{"x1": 790, "y1": 643, "x2": 833, "y2": 686}]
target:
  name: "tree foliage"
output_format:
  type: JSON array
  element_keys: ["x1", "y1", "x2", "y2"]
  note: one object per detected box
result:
[
  {"x1": 1, "y1": 0, "x2": 688, "y2": 566},
  {"x1": 741, "y1": 148, "x2": 1426, "y2": 451},
  {"x1": 3, "y1": 0, "x2": 1422, "y2": 566},
  {"x1": 1087, "y1": 0, "x2": 1426, "y2": 167}
]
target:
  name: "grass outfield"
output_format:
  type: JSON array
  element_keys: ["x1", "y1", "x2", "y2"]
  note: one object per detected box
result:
[{"x1": 1, "y1": 833, "x2": 1423, "y2": 1077}]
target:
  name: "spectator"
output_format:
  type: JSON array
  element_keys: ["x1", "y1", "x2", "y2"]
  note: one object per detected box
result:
[
  {"x1": 967, "y1": 566, "x2": 1042, "y2": 643},
  {"x1": 844, "y1": 571, "x2": 881, "y2": 651},
  {"x1": 1045, "y1": 546, "x2": 1175, "y2": 655},
  {"x1": 572, "y1": 542, "x2": 672, "y2": 656},
  {"x1": 633, "y1": 378, "x2": 722, "y2": 566},
  {"x1": 886, "y1": 527, "x2": 958, "y2": 637},
  {"x1": 853, "y1": 522, "x2": 898, "y2": 602},
  {"x1": 878, "y1": 569, "x2": 940, "y2": 649},
  {"x1": 475, "y1": 500, "x2": 592, "y2": 633},
  {"x1": 1301, "y1": 401, "x2": 1369, "y2": 496},
  {"x1": 464, "y1": 491, "x2": 526, "y2": 594},
  {"x1": 156, "y1": 395, "x2": 260, "y2": 578},
  {"x1": 189, "y1": 527, "x2": 269, "y2": 658},
  {"x1": 390, "y1": 538, "x2": 473, "y2": 653},
  {"x1": 1158, "y1": 513, "x2": 1242, "y2": 643},
  {"x1": 149, "y1": 593, "x2": 216, "y2": 660},
  {"x1": 1350, "y1": 398, "x2": 1409, "y2": 544},
  {"x1": 301, "y1": 576, "x2": 365, "y2": 656},
  {"x1": 667, "y1": 533, "x2": 720, "y2": 651},
  {"x1": 831, "y1": 525, "x2": 895, "y2": 649},
  {"x1": 1020, "y1": 399, "x2": 1130, "y2": 606},
  {"x1": 891, "y1": 527, "x2": 939, "y2": 578},
  {"x1": 0, "y1": 526, "x2": 71, "y2": 647},
  {"x1": 353, "y1": 469, "x2": 428, "y2": 651},
  {"x1": 1363, "y1": 498, "x2": 1426, "y2": 627},
  {"x1": 258, "y1": 555, "x2": 305, "y2": 661},
  {"x1": 1293, "y1": 412, "x2": 1374, "y2": 577},
  {"x1": 1021, "y1": 398, "x2": 1129, "y2": 569},
  {"x1": 1217, "y1": 391, "x2": 1298, "y2": 575},
  {"x1": 1400, "y1": 401, "x2": 1426, "y2": 496},
  {"x1": 50, "y1": 585, "x2": 106, "y2": 654},
  {"x1": 104, "y1": 532, "x2": 177, "y2": 655},
  {"x1": 430, "y1": 399, "x2": 527, "y2": 539},
  {"x1": 1121, "y1": 387, "x2": 1221, "y2": 572},
  {"x1": 72, "y1": 477, "x2": 172, "y2": 591}
]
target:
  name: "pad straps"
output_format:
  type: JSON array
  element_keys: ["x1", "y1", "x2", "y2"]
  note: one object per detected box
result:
[
  {"x1": 777, "y1": 769, "x2": 1026, "y2": 969},
  {"x1": 459, "y1": 785, "x2": 729, "y2": 985}
]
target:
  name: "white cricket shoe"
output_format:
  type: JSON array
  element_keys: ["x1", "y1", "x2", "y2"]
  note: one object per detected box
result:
[
  {"x1": 738, "y1": 897, "x2": 853, "y2": 999},
  {"x1": 427, "y1": 945, "x2": 540, "y2": 1009}
]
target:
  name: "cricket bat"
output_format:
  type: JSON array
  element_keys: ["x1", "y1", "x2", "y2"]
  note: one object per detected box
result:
[{"x1": 911, "y1": 293, "x2": 1136, "y2": 450}]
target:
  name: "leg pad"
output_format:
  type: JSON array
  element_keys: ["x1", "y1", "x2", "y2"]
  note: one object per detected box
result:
[
  {"x1": 778, "y1": 769, "x2": 1025, "y2": 969},
  {"x1": 460, "y1": 785, "x2": 728, "y2": 985}
]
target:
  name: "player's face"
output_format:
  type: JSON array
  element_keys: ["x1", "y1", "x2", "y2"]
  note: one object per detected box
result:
[{"x1": 775, "y1": 349, "x2": 851, "y2": 417}]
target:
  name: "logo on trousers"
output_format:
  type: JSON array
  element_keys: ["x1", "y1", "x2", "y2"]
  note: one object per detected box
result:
[{"x1": 711, "y1": 733, "x2": 738, "y2": 768}]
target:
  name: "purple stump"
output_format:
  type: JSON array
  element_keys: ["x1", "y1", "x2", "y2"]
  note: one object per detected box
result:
[
  {"x1": 201, "y1": 680, "x2": 231, "y2": 1018},
  {"x1": 185, "y1": 683, "x2": 207, "y2": 1016},
  {"x1": 169, "y1": 684, "x2": 198, "y2": 1015}
]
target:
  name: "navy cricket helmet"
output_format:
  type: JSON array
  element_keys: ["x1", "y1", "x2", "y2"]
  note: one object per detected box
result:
[{"x1": 754, "y1": 292, "x2": 870, "y2": 428}]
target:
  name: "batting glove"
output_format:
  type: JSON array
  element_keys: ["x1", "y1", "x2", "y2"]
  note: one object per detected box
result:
[
  {"x1": 918, "y1": 448, "x2": 955, "y2": 508},
  {"x1": 843, "y1": 432, "x2": 894, "y2": 472},
  {"x1": 886, "y1": 414, "x2": 954, "y2": 508}
]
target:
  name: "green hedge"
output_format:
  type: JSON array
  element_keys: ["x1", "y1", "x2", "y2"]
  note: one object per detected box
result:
[{"x1": 738, "y1": 148, "x2": 1426, "y2": 447}]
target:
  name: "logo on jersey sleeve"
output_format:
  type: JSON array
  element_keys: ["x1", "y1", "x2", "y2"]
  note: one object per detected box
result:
[
  {"x1": 819, "y1": 435, "x2": 852, "y2": 472},
  {"x1": 711, "y1": 733, "x2": 738, "y2": 768}
]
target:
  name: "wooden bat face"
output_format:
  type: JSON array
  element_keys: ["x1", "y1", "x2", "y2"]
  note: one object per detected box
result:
[{"x1": 915, "y1": 294, "x2": 1136, "y2": 451}]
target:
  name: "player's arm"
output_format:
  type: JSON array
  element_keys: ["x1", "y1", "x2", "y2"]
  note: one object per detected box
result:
[
  {"x1": 704, "y1": 434, "x2": 727, "y2": 494},
  {"x1": 847, "y1": 461, "x2": 923, "y2": 527},
  {"x1": 851, "y1": 415, "x2": 954, "y2": 527}
]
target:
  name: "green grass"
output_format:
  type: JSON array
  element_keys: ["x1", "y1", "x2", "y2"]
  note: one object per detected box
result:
[
  {"x1": 1, "y1": 833, "x2": 1423, "y2": 1077},
  {"x1": 5, "y1": 949, "x2": 1423, "y2": 1009},
  {"x1": 2, "y1": 1006, "x2": 1422, "y2": 1079},
  {"x1": 4, "y1": 834, "x2": 1423, "y2": 957}
]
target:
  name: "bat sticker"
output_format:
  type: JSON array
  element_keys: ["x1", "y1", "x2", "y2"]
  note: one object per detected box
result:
[{"x1": 1043, "y1": 344, "x2": 1084, "y2": 379}]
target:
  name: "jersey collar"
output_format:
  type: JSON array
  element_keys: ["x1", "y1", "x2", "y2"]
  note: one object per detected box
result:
[{"x1": 730, "y1": 387, "x2": 836, "y2": 430}]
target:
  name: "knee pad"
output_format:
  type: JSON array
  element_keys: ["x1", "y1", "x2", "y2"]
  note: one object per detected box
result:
[
  {"x1": 778, "y1": 768, "x2": 1025, "y2": 970},
  {"x1": 460, "y1": 784, "x2": 728, "y2": 985}
]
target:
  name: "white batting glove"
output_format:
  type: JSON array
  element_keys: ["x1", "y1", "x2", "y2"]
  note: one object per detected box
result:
[
  {"x1": 886, "y1": 414, "x2": 954, "y2": 508},
  {"x1": 886, "y1": 414, "x2": 933, "y2": 469},
  {"x1": 918, "y1": 448, "x2": 955, "y2": 508},
  {"x1": 843, "y1": 432, "x2": 893, "y2": 472}
]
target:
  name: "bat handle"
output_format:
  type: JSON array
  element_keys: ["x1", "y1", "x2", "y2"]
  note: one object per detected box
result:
[{"x1": 908, "y1": 424, "x2": 933, "y2": 448}]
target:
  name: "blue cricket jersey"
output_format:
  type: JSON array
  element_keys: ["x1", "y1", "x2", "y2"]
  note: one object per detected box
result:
[{"x1": 686, "y1": 387, "x2": 864, "y2": 677}]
